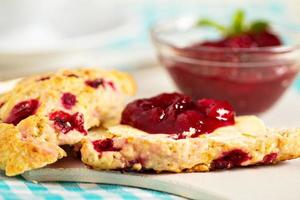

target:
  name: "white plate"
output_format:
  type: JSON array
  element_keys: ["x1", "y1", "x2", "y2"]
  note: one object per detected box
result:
[{"x1": 22, "y1": 157, "x2": 300, "y2": 200}]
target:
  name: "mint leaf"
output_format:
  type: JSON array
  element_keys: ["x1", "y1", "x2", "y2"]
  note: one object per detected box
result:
[
  {"x1": 197, "y1": 19, "x2": 227, "y2": 34},
  {"x1": 249, "y1": 20, "x2": 269, "y2": 33},
  {"x1": 230, "y1": 9, "x2": 246, "y2": 35},
  {"x1": 196, "y1": 9, "x2": 270, "y2": 37}
]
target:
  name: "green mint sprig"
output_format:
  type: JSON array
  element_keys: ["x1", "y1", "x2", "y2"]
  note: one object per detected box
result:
[{"x1": 197, "y1": 9, "x2": 269, "y2": 37}]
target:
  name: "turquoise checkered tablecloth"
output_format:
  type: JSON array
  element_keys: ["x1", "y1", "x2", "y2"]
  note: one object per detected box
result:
[
  {"x1": 0, "y1": 172, "x2": 184, "y2": 200},
  {"x1": 0, "y1": 1, "x2": 298, "y2": 199}
]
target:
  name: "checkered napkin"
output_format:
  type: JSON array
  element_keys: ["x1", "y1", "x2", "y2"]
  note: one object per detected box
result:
[{"x1": 0, "y1": 172, "x2": 184, "y2": 200}]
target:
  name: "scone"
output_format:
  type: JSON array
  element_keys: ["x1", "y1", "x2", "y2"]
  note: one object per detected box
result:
[
  {"x1": 80, "y1": 93, "x2": 300, "y2": 172},
  {"x1": 0, "y1": 68, "x2": 136, "y2": 176},
  {"x1": 0, "y1": 68, "x2": 136, "y2": 145}
]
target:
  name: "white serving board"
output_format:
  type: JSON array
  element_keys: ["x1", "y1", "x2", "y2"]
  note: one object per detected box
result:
[
  {"x1": 2, "y1": 67, "x2": 300, "y2": 200},
  {"x1": 22, "y1": 157, "x2": 300, "y2": 200}
]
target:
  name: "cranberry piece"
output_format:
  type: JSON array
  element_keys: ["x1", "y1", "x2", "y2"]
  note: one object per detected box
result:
[
  {"x1": 61, "y1": 93, "x2": 77, "y2": 109},
  {"x1": 66, "y1": 74, "x2": 79, "y2": 78},
  {"x1": 72, "y1": 112, "x2": 87, "y2": 135},
  {"x1": 38, "y1": 76, "x2": 50, "y2": 81},
  {"x1": 121, "y1": 93, "x2": 235, "y2": 136},
  {"x1": 106, "y1": 81, "x2": 116, "y2": 90},
  {"x1": 127, "y1": 157, "x2": 146, "y2": 167},
  {"x1": 85, "y1": 79, "x2": 104, "y2": 89},
  {"x1": 211, "y1": 149, "x2": 251, "y2": 170},
  {"x1": 5, "y1": 99, "x2": 39, "y2": 125},
  {"x1": 92, "y1": 138, "x2": 120, "y2": 153},
  {"x1": 262, "y1": 153, "x2": 278, "y2": 164},
  {"x1": 49, "y1": 111, "x2": 73, "y2": 134},
  {"x1": 49, "y1": 111, "x2": 87, "y2": 135},
  {"x1": 85, "y1": 78, "x2": 115, "y2": 90}
]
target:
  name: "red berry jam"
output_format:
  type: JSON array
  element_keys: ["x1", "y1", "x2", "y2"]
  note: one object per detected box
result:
[
  {"x1": 162, "y1": 30, "x2": 298, "y2": 115},
  {"x1": 85, "y1": 78, "x2": 115, "y2": 90},
  {"x1": 121, "y1": 93, "x2": 235, "y2": 137},
  {"x1": 92, "y1": 138, "x2": 120, "y2": 153},
  {"x1": 262, "y1": 152, "x2": 278, "y2": 164},
  {"x1": 49, "y1": 111, "x2": 87, "y2": 135},
  {"x1": 5, "y1": 99, "x2": 39, "y2": 125},
  {"x1": 198, "y1": 30, "x2": 281, "y2": 48},
  {"x1": 211, "y1": 149, "x2": 251, "y2": 170},
  {"x1": 61, "y1": 93, "x2": 77, "y2": 109}
]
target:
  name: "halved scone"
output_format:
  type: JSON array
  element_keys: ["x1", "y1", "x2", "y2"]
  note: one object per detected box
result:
[
  {"x1": 80, "y1": 93, "x2": 300, "y2": 173},
  {"x1": 80, "y1": 116, "x2": 300, "y2": 172}
]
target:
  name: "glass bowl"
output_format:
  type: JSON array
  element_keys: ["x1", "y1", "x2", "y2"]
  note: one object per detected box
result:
[{"x1": 151, "y1": 16, "x2": 300, "y2": 115}]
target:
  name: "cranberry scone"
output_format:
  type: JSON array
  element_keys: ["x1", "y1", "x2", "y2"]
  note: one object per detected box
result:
[
  {"x1": 0, "y1": 68, "x2": 136, "y2": 145},
  {"x1": 80, "y1": 93, "x2": 300, "y2": 172},
  {"x1": 0, "y1": 68, "x2": 136, "y2": 176}
]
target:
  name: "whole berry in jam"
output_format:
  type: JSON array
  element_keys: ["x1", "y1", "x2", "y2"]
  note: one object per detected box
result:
[
  {"x1": 121, "y1": 93, "x2": 235, "y2": 137},
  {"x1": 5, "y1": 99, "x2": 39, "y2": 125},
  {"x1": 197, "y1": 10, "x2": 281, "y2": 48}
]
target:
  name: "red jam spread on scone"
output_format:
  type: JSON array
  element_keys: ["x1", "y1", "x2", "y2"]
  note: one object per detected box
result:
[{"x1": 121, "y1": 93, "x2": 235, "y2": 138}]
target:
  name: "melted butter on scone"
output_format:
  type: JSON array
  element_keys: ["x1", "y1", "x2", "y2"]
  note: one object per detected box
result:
[{"x1": 109, "y1": 116, "x2": 266, "y2": 139}]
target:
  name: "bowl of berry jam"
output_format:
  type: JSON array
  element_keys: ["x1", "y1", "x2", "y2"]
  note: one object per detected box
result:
[{"x1": 151, "y1": 10, "x2": 300, "y2": 115}]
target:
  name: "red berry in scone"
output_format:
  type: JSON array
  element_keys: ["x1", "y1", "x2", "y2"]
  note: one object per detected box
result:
[
  {"x1": 4, "y1": 99, "x2": 39, "y2": 125},
  {"x1": 61, "y1": 93, "x2": 77, "y2": 110}
]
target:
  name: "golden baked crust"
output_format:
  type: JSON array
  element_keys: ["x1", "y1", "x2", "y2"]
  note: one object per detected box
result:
[
  {"x1": 0, "y1": 68, "x2": 136, "y2": 176},
  {"x1": 0, "y1": 118, "x2": 66, "y2": 176},
  {"x1": 80, "y1": 116, "x2": 300, "y2": 173}
]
